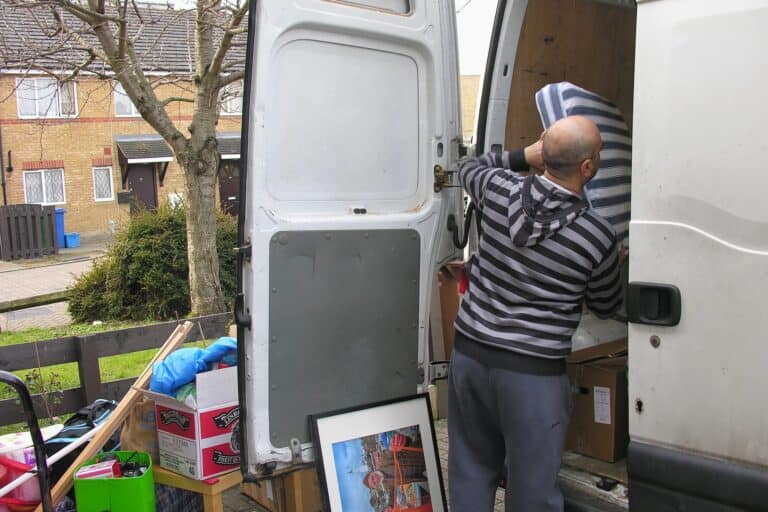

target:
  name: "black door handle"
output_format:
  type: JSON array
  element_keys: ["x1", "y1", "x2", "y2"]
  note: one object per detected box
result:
[{"x1": 627, "y1": 282, "x2": 682, "y2": 326}]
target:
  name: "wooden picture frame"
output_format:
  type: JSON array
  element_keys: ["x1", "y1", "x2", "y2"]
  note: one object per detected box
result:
[{"x1": 310, "y1": 394, "x2": 446, "y2": 512}]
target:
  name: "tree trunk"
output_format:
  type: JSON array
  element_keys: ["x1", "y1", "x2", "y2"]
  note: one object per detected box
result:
[{"x1": 179, "y1": 148, "x2": 226, "y2": 315}]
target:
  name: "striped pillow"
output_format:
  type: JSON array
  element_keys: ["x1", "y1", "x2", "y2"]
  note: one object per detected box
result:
[{"x1": 536, "y1": 82, "x2": 631, "y2": 246}]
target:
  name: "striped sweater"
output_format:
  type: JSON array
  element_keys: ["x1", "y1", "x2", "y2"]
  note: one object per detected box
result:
[
  {"x1": 536, "y1": 82, "x2": 632, "y2": 246},
  {"x1": 455, "y1": 150, "x2": 623, "y2": 359}
]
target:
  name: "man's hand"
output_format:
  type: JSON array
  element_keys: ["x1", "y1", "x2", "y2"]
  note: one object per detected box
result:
[
  {"x1": 524, "y1": 132, "x2": 545, "y2": 172},
  {"x1": 619, "y1": 246, "x2": 629, "y2": 266}
]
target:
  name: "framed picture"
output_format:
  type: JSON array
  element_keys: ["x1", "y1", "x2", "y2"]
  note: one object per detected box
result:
[{"x1": 310, "y1": 393, "x2": 446, "y2": 512}]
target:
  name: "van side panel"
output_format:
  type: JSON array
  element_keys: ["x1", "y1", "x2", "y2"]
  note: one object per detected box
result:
[{"x1": 629, "y1": 0, "x2": 768, "y2": 508}]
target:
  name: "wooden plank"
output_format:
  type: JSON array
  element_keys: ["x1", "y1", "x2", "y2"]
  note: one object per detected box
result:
[
  {"x1": 18, "y1": 205, "x2": 30, "y2": 259},
  {"x1": 0, "y1": 291, "x2": 70, "y2": 314},
  {"x1": 28, "y1": 205, "x2": 39, "y2": 258},
  {"x1": 0, "y1": 387, "x2": 86, "y2": 426},
  {"x1": 284, "y1": 468, "x2": 322, "y2": 512},
  {"x1": 0, "y1": 336, "x2": 77, "y2": 372},
  {"x1": 41, "y1": 205, "x2": 54, "y2": 254},
  {"x1": 87, "y1": 312, "x2": 230, "y2": 358},
  {"x1": 100, "y1": 377, "x2": 135, "y2": 402},
  {"x1": 10, "y1": 206, "x2": 21, "y2": 260},
  {"x1": 76, "y1": 336, "x2": 102, "y2": 405},
  {"x1": 0, "y1": 206, "x2": 11, "y2": 261},
  {"x1": 0, "y1": 314, "x2": 229, "y2": 372},
  {"x1": 44, "y1": 206, "x2": 57, "y2": 255},
  {"x1": 39, "y1": 321, "x2": 193, "y2": 511},
  {"x1": 240, "y1": 467, "x2": 322, "y2": 512}
]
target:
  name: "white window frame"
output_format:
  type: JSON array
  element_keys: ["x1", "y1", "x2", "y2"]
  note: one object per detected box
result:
[
  {"x1": 15, "y1": 78, "x2": 78, "y2": 119},
  {"x1": 23, "y1": 168, "x2": 67, "y2": 205},
  {"x1": 92, "y1": 166, "x2": 115, "y2": 202},
  {"x1": 219, "y1": 81, "x2": 243, "y2": 116},
  {"x1": 114, "y1": 82, "x2": 140, "y2": 117}
]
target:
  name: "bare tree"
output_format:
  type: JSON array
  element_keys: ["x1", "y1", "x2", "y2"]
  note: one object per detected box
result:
[{"x1": 0, "y1": 0, "x2": 249, "y2": 315}]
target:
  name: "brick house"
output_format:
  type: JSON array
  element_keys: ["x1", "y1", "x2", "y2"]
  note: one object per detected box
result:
[{"x1": 0, "y1": 3, "x2": 243, "y2": 238}]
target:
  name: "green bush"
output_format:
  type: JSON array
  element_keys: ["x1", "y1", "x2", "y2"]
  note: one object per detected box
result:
[{"x1": 69, "y1": 206, "x2": 237, "y2": 322}]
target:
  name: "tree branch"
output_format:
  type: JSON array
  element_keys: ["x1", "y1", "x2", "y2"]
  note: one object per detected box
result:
[
  {"x1": 160, "y1": 96, "x2": 195, "y2": 107},
  {"x1": 217, "y1": 70, "x2": 244, "y2": 88},
  {"x1": 205, "y1": 0, "x2": 248, "y2": 82}
]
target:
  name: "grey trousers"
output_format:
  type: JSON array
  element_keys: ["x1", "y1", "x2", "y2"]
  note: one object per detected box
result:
[{"x1": 448, "y1": 336, "x2": 572, "y2": 512}]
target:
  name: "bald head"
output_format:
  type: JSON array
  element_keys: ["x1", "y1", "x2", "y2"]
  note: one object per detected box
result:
[{"x1": 542, "y1": 116, "x2": 602, "y2": 179}]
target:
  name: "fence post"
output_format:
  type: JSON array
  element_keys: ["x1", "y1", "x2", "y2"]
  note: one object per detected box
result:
[
  {"x1": 0, "y1": 206, "x2": 10, "y2": 261},
  {"x1": 76, "y1": 336, "x2": 102, "y2": 406}
]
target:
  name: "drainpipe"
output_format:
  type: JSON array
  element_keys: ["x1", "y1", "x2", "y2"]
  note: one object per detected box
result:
[{"x1": 0, "y1": 126, "x2": 7, "y2": 206}]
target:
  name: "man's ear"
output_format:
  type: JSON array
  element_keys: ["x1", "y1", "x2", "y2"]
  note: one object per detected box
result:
[{"x1": 580, "y1": 159, "x2": 595, "y2": 182}]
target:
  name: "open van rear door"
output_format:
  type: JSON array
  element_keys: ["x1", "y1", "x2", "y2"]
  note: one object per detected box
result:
[{"x1": 236, "y1": 0, "x2": 463, "y2": 472}]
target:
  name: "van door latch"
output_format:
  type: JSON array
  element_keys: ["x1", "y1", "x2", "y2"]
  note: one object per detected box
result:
[{"x1": 434, "y1": 165, "x2": 459, "y2": 192}]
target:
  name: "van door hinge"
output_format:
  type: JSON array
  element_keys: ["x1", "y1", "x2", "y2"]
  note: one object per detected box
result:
[
  {"x1": 434, "y1": 165, "x2": 459, "y2": 192},
  {"x1": 234, "y1": 239, "x2": 252, "y2": 262}
]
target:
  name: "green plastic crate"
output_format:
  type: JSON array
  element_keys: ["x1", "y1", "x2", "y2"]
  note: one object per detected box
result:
[{"x1": 73, "y1": 451, "x2": 155, "y2": 512}]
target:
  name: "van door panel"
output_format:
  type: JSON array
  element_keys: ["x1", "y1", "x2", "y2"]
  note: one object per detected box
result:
[
  {"x1": 239, "y1": 0, "x2": 462, "y2": 470},
  {"x1": 630, "y1": 0, "x2": 768, "y2": 467}
]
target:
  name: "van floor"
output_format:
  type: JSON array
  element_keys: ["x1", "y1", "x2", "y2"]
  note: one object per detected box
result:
[{"x1": 561, "y1": 452, "x2": 629, "y2": 511}]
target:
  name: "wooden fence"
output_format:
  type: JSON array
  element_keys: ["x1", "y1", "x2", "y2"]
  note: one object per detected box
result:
[
  {"x1": 0, "y1": 313, "x2": 231, "y2": 426},
  {"x1": 0, "y1": 204, "x2": 58, "y2": 261}
]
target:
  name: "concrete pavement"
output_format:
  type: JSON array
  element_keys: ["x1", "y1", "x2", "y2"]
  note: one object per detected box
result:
[{"x1": 0, "y1": 237, "x2": 109, "y2": 331}]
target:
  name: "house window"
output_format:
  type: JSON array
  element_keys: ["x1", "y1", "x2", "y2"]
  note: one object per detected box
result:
[
  {"x1": 92, "y1": 167, "x2": 114, "y2": 202},
  {"x1": 16, "y1": 78, "x2": 77, "y2": 118},
  {"x1": 24, "y1": 169, "x2": 66, "y2": 205},
  {"x1": 220, "y1": 81, "x2": 243, "y2": 115},
  {"x1": 115, "y1": 82, "x2": 140, "y2": 117}
]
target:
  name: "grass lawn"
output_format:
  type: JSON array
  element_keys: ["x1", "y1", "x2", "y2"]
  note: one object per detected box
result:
[{"x1": 0, "y1": 322, "x2": 211, "y2": 435}]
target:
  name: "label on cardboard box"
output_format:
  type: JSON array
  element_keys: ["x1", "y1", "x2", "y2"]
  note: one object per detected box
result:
[
  {"x1": 200, "y1": 405, "x2": 240, "y2": 439},
  {"x1": 156, "y1": 405, "x2": 196, "y2": 440},
  {"x1": 159, "y1": 449, "x2": 199, "y2": 479},
  {"x1": 158, "y1": 432, "x2": 198, "y2": 461},
  {"x1": 593, "y1": 386, "x2": 611, "y2": 424},
  {"x1": 201, "y1": 441, "x2": 241, "y2": 477}
]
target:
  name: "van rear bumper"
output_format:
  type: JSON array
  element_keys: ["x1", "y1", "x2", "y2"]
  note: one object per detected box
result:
[{"x1": 628, "y1": 441, "x2": 768, "y2": 511}]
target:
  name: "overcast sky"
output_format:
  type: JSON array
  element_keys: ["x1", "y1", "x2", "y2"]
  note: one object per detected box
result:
[{"x1": 455, "y1": 0, "x2": 498, "y2": 75}]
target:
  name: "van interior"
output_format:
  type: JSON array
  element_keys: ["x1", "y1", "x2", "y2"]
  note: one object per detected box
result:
[{"x1": 473, "y1": 0, "x2": 637, "y2": 507}]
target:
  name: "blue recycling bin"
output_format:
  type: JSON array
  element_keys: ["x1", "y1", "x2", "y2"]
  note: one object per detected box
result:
[{"x1": 55, "y1": 208, "x2": 66, "y2": 249}]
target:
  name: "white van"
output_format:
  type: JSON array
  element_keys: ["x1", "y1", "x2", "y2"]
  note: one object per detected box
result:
[{"x1": 235, "y1": 1, "x2": 768, "y2": 510}]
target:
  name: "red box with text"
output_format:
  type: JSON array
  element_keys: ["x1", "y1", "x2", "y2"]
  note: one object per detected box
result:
[{"x1": 143, "y1": 366, "x2": 240, "y2": 480}]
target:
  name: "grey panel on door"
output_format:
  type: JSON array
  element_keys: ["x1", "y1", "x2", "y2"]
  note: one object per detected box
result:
[{"x1": 268, "y1": 229, "x2": 420, "y2": 446}]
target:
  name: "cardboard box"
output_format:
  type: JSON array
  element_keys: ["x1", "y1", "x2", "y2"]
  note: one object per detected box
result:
[
  {"x1": 143, "y1": 366, "x2": 240, "y2": 480},
  {"x1": 566, "y1": 339, "x2": 628, "y2": 463}
]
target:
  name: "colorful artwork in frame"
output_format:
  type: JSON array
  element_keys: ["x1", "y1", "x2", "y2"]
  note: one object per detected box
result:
[{"x1": 310, "y1": 394, "x2": 446, "y2": 512}]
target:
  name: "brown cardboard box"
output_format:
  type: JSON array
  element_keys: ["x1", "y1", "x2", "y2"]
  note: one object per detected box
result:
[
  {"x1": 566, "y1": 339, "x2": 628, "y2": 463},
  {"x1": 240, "y1": 467, "x2": 322, "y2": 512}
]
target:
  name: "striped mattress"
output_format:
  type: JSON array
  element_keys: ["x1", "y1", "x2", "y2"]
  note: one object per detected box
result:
[{"x1": 536, "y1": 82, "x2": 632, "y2": 246}]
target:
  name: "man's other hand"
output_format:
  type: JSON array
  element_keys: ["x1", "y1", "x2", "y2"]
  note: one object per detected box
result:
[{"x1": 524, "y1": 134, "x2": 545, "y2": 172}]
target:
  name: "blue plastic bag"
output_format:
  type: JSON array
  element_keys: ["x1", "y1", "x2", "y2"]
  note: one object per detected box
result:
[{"x1": 150, "y1": 337, "x2": 237, "y2": 395}]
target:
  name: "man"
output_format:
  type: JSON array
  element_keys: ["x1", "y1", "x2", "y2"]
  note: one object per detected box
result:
[{"x1": 448, "y1": 115, "x2": 622, "y2": 511}]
